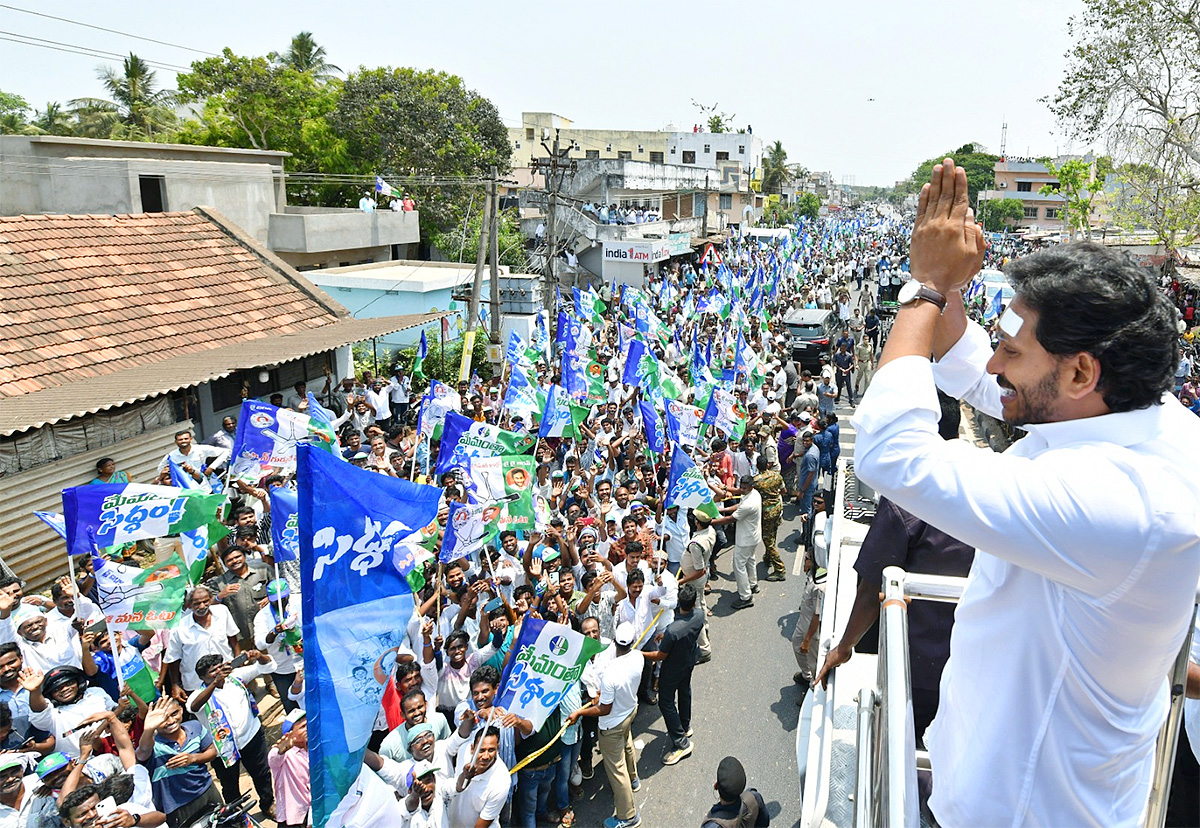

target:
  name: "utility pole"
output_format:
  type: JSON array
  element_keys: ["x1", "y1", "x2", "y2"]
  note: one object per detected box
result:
[
  {"x1": 702, "y1": 171, "x2": 710, "y2": 238},
  {"x1": 461, "y1": 171, "x2": 493, "y2": 381},
  {"x1": 488, "y1": 165, "x2": 501, "y2": 345},
  {"x1": 532, "y1": 130, "x2": 575, "y2": 313}
]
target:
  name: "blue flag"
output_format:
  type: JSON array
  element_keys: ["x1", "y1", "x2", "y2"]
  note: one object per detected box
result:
[
  {"x1": 622, "y1": 340, "x2": 651, "y2": 388},
  {"x1": 34, "y1": 511, "x2": 67, "y2": 540},
  {"x1": 439, "y1": 500, "x2": 496, "y2": 563},
  {"x1": 168, "y1": 458, "x2": 201, "y2": 490},
  {"x1": 268, "y1": 487, "x2": 299, "y2": 563},
  {"x1": 228, "y1": 399, "x2": 337, "y2": 484},
  {"x1": 307, "y1": 392, "x2": 336, "y2": 426},
  {"x1": 665, "y1": 445, "x2": 719, "y2": 518},
  {"x1": 985, "y1": 287, "x2": 1004, "y2": 321},
  {"x1": 638, "y1": 399, "x2": 666, "y2": 455},
  {"x1": 297, "y1": 444, "x2": 442, "y2": 828}
]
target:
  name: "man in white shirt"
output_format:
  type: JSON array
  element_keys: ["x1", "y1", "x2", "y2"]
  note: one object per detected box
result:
[
  {"x1": 0, "y1": 755, "x2": 37, "y2": 828},
  {"x1": 187, "y1": 651, "x2": 278, "y2": 817},
  {"x1": 713, "y1": 476, "x2": 762, "y2": 610},
  {"x1": 156, "y1": 430, "x2": 229, "y2": 477},
  {"x1": 365, "y1": 379, "x2": 392, "y2": 429},
  {"x1": 447, "y1": 727, "x2": 510, "y2": 828},
  {"x1": 852, "y1": 159, "x2": 1200, "y2": 827},
  {"x1": 389, "y1": 367, "x2": 412, "y2": 424},
  {"x1": 164, "y1": 587, "x2": 240, "y2": 696},
  {"x1": 567, "y1": 622, "x2": 644, "y2": 828}
]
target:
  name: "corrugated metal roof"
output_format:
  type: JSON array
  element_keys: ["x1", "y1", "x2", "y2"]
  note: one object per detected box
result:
[{"x1": 1, "y1": 312, "x2": 443, "y2": 436}]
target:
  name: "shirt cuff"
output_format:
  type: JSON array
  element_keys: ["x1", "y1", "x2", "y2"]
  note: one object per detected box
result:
[
  {"x1": 930, "y1": 322, "x2": 993, "y2": 399},
  {"x1": 853, "y1": 355, "x2": 941, "y2": 439}
]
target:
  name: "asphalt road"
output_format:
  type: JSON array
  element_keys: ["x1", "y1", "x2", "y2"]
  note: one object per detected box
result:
[{"x1": 570, "y1": 397, "x2": 861, "y2": 828}]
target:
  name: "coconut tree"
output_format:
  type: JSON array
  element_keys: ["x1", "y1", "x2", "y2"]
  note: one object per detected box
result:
[
  {"x1": 278, "y1": 32, "x2": 340, "y2": 79},
  {"x1": 34, "y1": 102, "x2": 73, "y2": 136},
  {"x1": 70, "y1": 54, "x2": 177, "y2": 139},
  {"x1": 761, "y1": 140, "x2": 793, "y2": 194}
]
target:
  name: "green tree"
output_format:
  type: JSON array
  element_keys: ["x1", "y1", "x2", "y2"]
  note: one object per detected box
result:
[
  {"x1": 331, "y1": 67, "x2": 510, "y2": 234},
  {"x1": 901, "y1": 143, "x2": 999, "y2": 205},
  {"x1": 69, "y1": 54, "x2": 177, "y2": 139},
  {"x1": 274, "y1": 31, "x2": 340, "y2": 79},
  {"x1": 0, "y1": 90, "x2": 37, "y2": 135},
  {"x1": 1040, "y1": 158, "x2": 1097, "y2": 239},
  {"x1": 761, "y1": 140, "x2": 792, "y2": 195},
  {"x1": 691, "y1": 100, "x2": 735, "y2": 134},
  {"x1": 794, "y1": 192, "x2": 821, "y2": 221},
  {"x1": 431, "y1": 208, "x2": 530, "y2": 271},
  {"x1": 1049, "y1": 0, "x2": 1200, "y2": 249},
  {"x1": 176, "y1": 49, "x2": 352, "y2": 205},
  {"x1": 33, "y1": 102, "x2": 73, "y2": 136},
  {"x1": 977, "y1": 198, "x2": 1025, "y2": 231}
]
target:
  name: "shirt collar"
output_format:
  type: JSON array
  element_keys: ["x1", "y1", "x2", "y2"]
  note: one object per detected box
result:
[{"x1": 1020, "y1": 395, "x2": 1170, "y2": 449}]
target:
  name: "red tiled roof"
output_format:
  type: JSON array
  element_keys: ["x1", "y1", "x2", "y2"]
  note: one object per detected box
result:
[{"x1": 0, "y1": 210, "x2": 347, "y2": 400}]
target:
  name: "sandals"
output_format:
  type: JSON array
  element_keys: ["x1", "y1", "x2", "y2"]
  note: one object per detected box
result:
[{"x1": 559, "y1": 807, "x2": 576, "y2": 828}]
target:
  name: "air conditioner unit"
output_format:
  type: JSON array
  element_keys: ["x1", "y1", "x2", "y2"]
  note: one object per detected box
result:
[{"x1": 998, "y1": 182, "x2": 1008, "y2": 188}]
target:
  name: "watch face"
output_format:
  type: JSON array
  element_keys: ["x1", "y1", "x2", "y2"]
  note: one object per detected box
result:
[{"x1": 898, "y1": 280, "x2": 921, "y2": 304}]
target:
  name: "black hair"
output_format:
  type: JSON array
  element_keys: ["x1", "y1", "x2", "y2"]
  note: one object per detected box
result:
[
  {"x1": 1006, "y1": 242, "x2": 1177, "y2": 412},
  {"x1": 678, "y1": 583, "x2": 698, "y2": 612},
  {"x1": 264, "y1": 474, "x2": 285, "y2": 487},
  {"x1": 626, "y1": 569, "x2": 646, "y2": 587},
  {"x1": 580, "y1": 571, "x2": 599, "y2": 590},
  {"x1": 470, "y1": 664, "x2": 501, "y2": 689},
  {"x1": 473, "y1": 725, "x2": 502, "y2": 746},
  {"x1": 0, "y1": 704, "x2": 11, "y2": 730},
  {"x1": 50, "y1": 582, "x2": 67, "y2": 601},
  {"x1": 0, "y1": 577, "x2": 22, "y2": 591},
  {"x1": 95, "y1": 772, "x2": 134, "y2": 805},
  {"x1": 59, "y1": 786, "x2": 98, "y2": 820},
  {"x1": 498, "y1": 530, "x2": 517, "y2": 543},
  {"x1": 195, "y1": 654, "x2": 225, "y2": 678},
  {"x1": 446, "y1": 630, "x2": 470, "y2": 650},
  {"x1": 400, "y1": 688, "x2": 426, "y2": 712},
  {"x1": 95, "y1": 458, "x2": 114, "y2": 473},
  {"x1": 231, "y1": 506, "x2": 256, "y2": 520},
  {"x1": 394, "y1": 661, "x2": 421, "y2": 684},
  {"x1": 513, "y1": 584, "x2": 535, "y2": 603}
]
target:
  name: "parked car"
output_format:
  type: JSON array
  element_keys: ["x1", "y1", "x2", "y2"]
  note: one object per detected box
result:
[{"x1": 784, "y1": 308, "x2": 839, "y2": 369}]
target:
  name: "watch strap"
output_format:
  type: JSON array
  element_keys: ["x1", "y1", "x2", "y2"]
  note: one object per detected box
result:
[{"x1": 903, "y1": 282, "x2": 947, "y2": 311}]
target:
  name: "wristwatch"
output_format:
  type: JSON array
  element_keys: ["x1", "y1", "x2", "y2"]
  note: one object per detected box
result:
[{"x1": 897, "y1": 280, "x2": 948, "y2": 312}]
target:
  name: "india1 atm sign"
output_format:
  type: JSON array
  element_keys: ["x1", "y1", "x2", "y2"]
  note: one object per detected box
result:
[{"x1": 602, "y1": 240, "x2": 670, "y2": 263}]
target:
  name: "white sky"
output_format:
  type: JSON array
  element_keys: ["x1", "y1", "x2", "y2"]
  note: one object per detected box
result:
[{"x1": 1, "y1": 0, "x2": 1091, "y2": 186}]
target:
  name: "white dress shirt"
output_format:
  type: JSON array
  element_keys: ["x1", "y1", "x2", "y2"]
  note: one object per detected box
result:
[{"x1": 853, "y1": 322, "x2": 1200, "y2": 828}]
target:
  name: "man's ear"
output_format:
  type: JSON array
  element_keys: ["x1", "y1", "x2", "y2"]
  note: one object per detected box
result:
[{"x1": 1062, "y1": 352, "x2": 1102, "y2": 401}]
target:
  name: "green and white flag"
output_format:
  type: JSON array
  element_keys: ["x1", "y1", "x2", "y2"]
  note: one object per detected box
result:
[
  {"x1": 466, "y1": 454, "x2": 537, "y2": 532},
  {"x1": 538, "y1": 385, "x2": 590, "y2": 439},
  {"x1": 90, "y1": 550, "x2": 191, "y2": 632}
]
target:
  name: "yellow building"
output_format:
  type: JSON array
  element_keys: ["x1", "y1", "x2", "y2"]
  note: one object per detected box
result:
[{"x1": 509, "y1": 112, "x2": 669, "y2": 165}]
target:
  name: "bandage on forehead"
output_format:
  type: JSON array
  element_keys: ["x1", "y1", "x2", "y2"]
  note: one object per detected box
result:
[{"x1": 998, "y1": 307, "x2": 1024, "y2": 339}]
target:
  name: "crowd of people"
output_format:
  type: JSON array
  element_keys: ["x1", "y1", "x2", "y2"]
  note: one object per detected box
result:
[{"x1": 15, "y1": 185, "x2": 1200, "y2": 828}]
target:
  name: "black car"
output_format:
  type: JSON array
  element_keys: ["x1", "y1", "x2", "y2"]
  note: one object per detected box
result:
[{"x1": 784, "y1": 308, "x2": 839, "y2": 369}]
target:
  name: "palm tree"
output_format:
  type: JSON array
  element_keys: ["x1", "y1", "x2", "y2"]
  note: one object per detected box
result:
[
  {"x1": 34, "y1": 102, "x2": 73, "y2": 136},
  {"x1": 70, "y1": 54, "x2": 177, "y2": 140},
  {"x1": 279, "y1": 32, "x2": 340, "y2": 79},
  {"x1": 762, "y1": 140, "x2": 792, "y2": 195}
]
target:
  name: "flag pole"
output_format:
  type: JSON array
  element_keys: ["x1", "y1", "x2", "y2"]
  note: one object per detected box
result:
[
  {"x1": 66, "y1": 553, "x2": 79, "y2": 620},
  {"x1": 434, "y1": 563, "x2": 444, "y2": 634}
]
